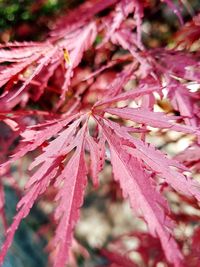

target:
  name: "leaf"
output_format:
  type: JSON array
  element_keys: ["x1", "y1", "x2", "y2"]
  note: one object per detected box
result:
[
  {"x1": 51, "y1": 0, "x2": 118, "y2": 38},
  {"x1": 95, "y1": 83, "x2": 159, "y2": 107},
  {"x1": 174, "y1": 144, "x2": 200, "y2": 171},
  {"x1": 86, "y1": 131, "x2": 105, "y2": 187},
  {"x1": 105, "y1": 106, "x2": 200, "y2": 135},
  {"x1": 0, "y1": 45, "x2": 47, "y2": 63},
  {"x1": 98, "y1": 0, "x2": 135, "y2": 47},
  {"x1": 0, "y1": 41, "x2": 47, "y2": 48},
  {"x1": 168, "y1": 83, "x2": 199, "y2": 127},
  {"x1": 8, "y1": 46, "x2": 59, "y2": 101},
  {"x1": 0, "y1": 54, "x2": 40, "y2": 88},
  {"x1": 96, "y1": 117, "x2": 200, "y2": 201},
  {"x1": 28, "y1": 116, "x2": 84, "y2": 171},
  {"x1": 175, "y1": 13, "x2": 200, "y2": 48},
  {"x1": 151, "y1": 49, "x2": 200, "y2": 82},
  {"x1": 100, "y1": 248, "x2": 137, "y2": 267},
  {"x1": 112, "y1": 30, "x2": 151, "y2": 74},
  {"x1": 0, "y1": 158, "x2": 61, "y2": 265},
  {"x1": 1, "y1": 113, "x2": 79, "y2": 169},
  {"x1": 57, "y1": 22, "x2": 97, "y2": 107},
  {"x1": 0, "y1": 115, "x2": 88, "y2": 266},
  {"x1": 51, "y1": 124, "x2": 88, "y2": 267},
  {"x1": 96, "y1": 117, "x2": 183, "y2": 266}
]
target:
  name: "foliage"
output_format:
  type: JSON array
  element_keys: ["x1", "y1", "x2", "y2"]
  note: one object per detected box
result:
[{"x1": 0, "y1": 0, "x2": 200, "y2": 266}]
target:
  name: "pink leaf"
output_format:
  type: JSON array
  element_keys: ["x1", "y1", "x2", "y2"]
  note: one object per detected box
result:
[
  {"x1": 86, "y1": 132, "x2": 105, "y2": 187},
  {"x1": 101, "y1": 248, "x2": 137, "y2": 267},
  {"x1": 52, "y1": 125, "x2": 88, "y2": 267},
  {"x1": 57, "y1": 22, "x2": 97, "y2": 108},
  {"x1": 0, "y1": 158, "x2": 60, "y2": 265},
  {"x1": 98, "y1": 117, "x2": 200, "y2": 201},
  {"x1": 95, "y1": 84, "x2": 159, "y2": 107},
  {"x1": 1, "y1": 113, "x2": 79, "y2": 168},
  {"x1": 29, "y1": 115, "x2": 84, "y2": 170},
  {"x1": 0, "y1": 53, "x2": 40, "y2": 88},
  {"x1": 105, "y1": 106, "x2": 200, "y2": 135},
  {"x1": 8, "y1": 46, "x2": 59, "y2": 101},
  {"x1": 97, "y1": 117, "x2": 183, "y2": 266}
]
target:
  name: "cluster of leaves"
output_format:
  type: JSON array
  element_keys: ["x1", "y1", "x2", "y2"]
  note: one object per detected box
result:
[{"x1": 0, "y1": 0, "x2": 200, "y2": 266}]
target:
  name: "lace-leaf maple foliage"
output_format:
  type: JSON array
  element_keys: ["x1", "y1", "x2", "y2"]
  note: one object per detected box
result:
[{"x1": 0, "y1": 0, "x2": 200, "y2": 266}]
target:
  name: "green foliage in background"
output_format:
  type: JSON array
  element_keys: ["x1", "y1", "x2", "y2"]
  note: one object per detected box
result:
[{"x1": 0, "y1": 0, "x2": 66, "y2": 29}]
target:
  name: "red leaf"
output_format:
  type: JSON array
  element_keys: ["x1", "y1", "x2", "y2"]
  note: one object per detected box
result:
[
  {"x1": 105, "y1": 106, "x2": 200, "y2": 135},
  {"x1": 99, "y1": 118, "x2": 200, "y2": 201},
  {"x1": 51, "y1": 124, "x2": 88, "y2": 267},
  {"x1": 96, "y1": 117, "x2": 183, "y2": 266},
  {"x1": 57, "y1": 22, "x2": 97, "y2": 107},
  {"x1": 100, "y1": 248, "x2": 137, "y2": 267},
  {"x1": 0, "y1": 115, "x2": 87, "y2": 267},
  {"x1": 1, "y1": 113, "x2": 79, "y2": 169},
  {"x1": 0, "y1": 158, "x2": 61, "y2": 265},
  {"x1": 86, "y1": 131, "x2": 105, "y2": 187}
]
